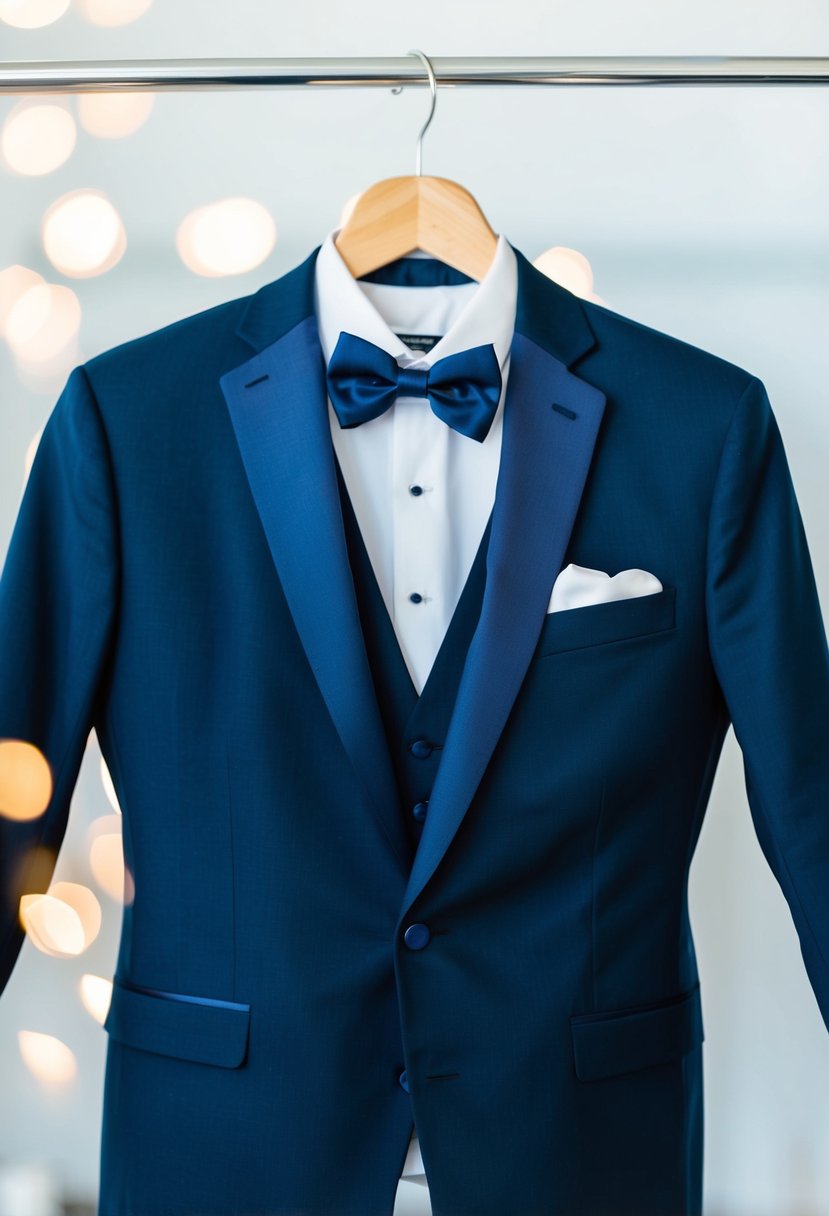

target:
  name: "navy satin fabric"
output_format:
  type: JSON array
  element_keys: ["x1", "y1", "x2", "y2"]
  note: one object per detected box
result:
[{"x1": 325, "y1": 329, "x2": 503, "y2": 442}]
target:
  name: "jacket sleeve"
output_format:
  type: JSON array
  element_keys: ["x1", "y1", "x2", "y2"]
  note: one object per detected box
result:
[
  {"x1": 706, "y1": 373, "x2": 829, "y2": 1032},
  {"x1": 0, "y1": 364, "x2": 119, "y2": 997}
]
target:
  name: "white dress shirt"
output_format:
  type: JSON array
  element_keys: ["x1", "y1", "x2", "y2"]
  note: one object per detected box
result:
[{"x1": 313, "y1": 226, "x2": 518, "y2": 1188}]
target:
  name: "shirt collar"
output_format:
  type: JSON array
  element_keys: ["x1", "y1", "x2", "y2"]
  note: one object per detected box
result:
[{"x1": 313, "y1": 226, "x2": 518, "y2": 373}]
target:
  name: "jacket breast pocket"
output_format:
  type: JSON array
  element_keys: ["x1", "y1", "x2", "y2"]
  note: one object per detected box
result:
[
  {"x1": 103, "y1": 977, "x2": 251, "y2": 1068},
  {"x1": 570, "y1": 981, "x2": 703, "y2": 1082},
  {"x1": 535, "y1": 584, "x2": 677, "y2": 657}
]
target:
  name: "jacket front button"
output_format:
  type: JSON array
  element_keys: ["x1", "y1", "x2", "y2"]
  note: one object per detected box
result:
[
  {"x1": 412, "y1": 800, "x2": 429, "y2": 823},
  {"x1": 409, "y1": 738, "x2": 433, "y2": 759},
  {"x1": 398, "y1": 1069, "x2": 410, "y2": 1092},
  {"x1": 404, "y1": 923, "x2": 431, "y2": 950}
]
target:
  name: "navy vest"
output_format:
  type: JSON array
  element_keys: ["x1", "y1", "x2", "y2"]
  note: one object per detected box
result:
[{"x1": 332, "y1": 451, "x2": 493, "y2": 860}]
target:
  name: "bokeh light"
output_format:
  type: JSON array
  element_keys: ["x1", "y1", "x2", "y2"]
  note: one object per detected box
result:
[
  {"x1": 4, "y1": 282, "x2": 81, "y2": 363},
  {"x1": 0, "y1": 739, "x2": 53, "y2": 822},
  {"x1": 0, "y1": 265, "x2": 44, "y2": 338},
  {"x1": 79, "y1": 973, "x2": 114, "y2": 1025},
  {"x1": 75, "y1": 0, "x2": 153, "y2": 25},
  {"x1": 533, "y1": 246, "x2": 595, "y2": 298},
  {"x1": 1, "y1": 101, "x2": 76, "y2": 176},
  {"x1": 0, "y1": 0, "x2": 70, "y2": 27},
  {"x1": 19, "y1": 880, "x2": 102, "y2": 956},
  {"x1": 51, "y1": 881, "x2": 103, "y2": 946},
  {"x1": 42, "y1": 189, "x2": 126, "y2": 278},
  {"x1": 17, "y1": 1031, "x2": 77, "y2": 1084},
  {"x1": 89, "y1": 832, "x2": 130, "y2": 903},
  {"x1": 86, "y1": 813, "x2": 133, "y2": 904},
  {"x1": 19, "y1": 893, "x2": 86, "y2": 956},
  {"x1": 15, "y1": 338, "x2": 83, "y2": 396},
  {"x1": 85, "y1": 812, "x2": 122, "y2": 850},
  {"x1": 176, "y1": 197, "x2": 276, "y2": 277},
  {"x1": 77, "y1": 91, "x2": 155, "y2": 138}
]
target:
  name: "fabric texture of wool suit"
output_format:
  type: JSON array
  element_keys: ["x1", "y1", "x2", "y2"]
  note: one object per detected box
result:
[{"x1": 1, "y1": 237, "x2": 829, "y2": 1216}]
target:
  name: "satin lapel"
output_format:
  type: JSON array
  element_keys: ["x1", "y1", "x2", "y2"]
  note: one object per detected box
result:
[
  {"x1": 398, "y1": 248, "x2": 607, "y2": 919},
  {"x1": 220, "y1": 309, "x2": 410, "y2": 873}
]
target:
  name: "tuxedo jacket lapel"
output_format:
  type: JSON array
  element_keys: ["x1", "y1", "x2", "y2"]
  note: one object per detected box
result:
[
  {"x1": 220, "y1": 308, "x2": 411, "y2": 873},
  {"x1": 402, "y1": 321, "x2": 606, "y2": 916},
  {"x1": 219, "y1": 242, "x2": 607, "y2": 916}
]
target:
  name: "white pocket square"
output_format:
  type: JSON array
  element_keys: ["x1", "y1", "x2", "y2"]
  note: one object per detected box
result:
[{"x1": 547, "y1": 563, "x2": 663, "y2": 614}]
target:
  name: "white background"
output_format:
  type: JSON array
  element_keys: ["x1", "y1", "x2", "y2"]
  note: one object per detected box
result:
[{"x1": 1, "y1": 3, "x2": 828, "y2": 1214}]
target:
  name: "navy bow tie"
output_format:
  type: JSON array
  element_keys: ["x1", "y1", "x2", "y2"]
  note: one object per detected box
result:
[{"x1": 325, "y1": 331, "x2": 503, "y2": 443}]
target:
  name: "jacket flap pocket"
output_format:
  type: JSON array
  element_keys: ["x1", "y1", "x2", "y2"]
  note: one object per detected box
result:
[
  {"x1": 537, "y1": 584, "x2": 676, "y2": 657},
  {"x1": 570, "y1": 982, "x2": 703, "y2": 1082},
  {"x1": 103, "y1": 978, "x2": 251, "y2": 1069}
]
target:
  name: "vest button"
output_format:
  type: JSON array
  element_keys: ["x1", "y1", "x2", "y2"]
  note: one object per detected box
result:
[
  {"x1": 412, "y1": 800, "x2": 429, "y2": 823},
  {"x1": 398, "y1": 1068, "x2": 410, "y2": 1092},
  {"x1": 409, "y1": 592, "x2": 423, "y2": 603},
  {"x1": 404, "y1": 923, "x2": 431, "y2": 950},
  {"x1": 409, "y1": 484, "x2": 424, "y2": 496},
  {"x1": 409, "y1": 738, "x2": 433, "y2": 759}
]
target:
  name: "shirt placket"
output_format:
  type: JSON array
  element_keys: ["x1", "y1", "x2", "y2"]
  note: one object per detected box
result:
[{"x1": 392, "y1": 387, "x2": 450, "y2": 695}]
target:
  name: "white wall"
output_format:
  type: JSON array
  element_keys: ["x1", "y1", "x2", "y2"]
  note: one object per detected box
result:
[{"x1": 1, "y1": 3, "x2": 828, "y2": 1214}]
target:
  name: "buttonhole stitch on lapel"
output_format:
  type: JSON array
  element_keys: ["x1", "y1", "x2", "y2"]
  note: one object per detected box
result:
[
  {"x1": 244, "y1": 374, "x2": 270, "y2": 389},
  {"x1": 551, "y1": 402, "x2": 577, "y2": 420}
]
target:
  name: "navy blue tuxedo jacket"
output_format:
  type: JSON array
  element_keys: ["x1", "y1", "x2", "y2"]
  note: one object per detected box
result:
[{"x1": 1, "y1": 240, "x2": 829, "y2": 1216}]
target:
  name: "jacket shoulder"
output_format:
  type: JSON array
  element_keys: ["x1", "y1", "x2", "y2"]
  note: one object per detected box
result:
[
  {"x1": 81, "y1": 290, "x2": 255, "y2": 395},
  {"x1": 580, "y1": 295, "x2": 760, "y2": 406}
]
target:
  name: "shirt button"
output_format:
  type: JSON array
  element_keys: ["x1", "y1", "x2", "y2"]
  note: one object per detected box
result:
[
  {"x1": 409, "y1": 484, "x2": 424, "y2": 496},
  {"x1": 409, "y1": 592, "x2": 423, "y2": 603},
  {"x1": 412, "y1": 800, "x2": 429, "y2": 823},
  {"x1": 404, "y1": 923, "x2": 431, "y2": 950},
  {"x1": 409, "y1": 739, "x2": 433, "y2": 759},
  {"x1": 399, "y1": 1069, "x2": 410, "y2": 1092}
]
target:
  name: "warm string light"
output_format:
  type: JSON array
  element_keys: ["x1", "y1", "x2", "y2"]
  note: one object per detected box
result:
[
  {"x1": 5, "y1": 282, "x2": 82, "y2": 358},
  {"x1": 1, "y1": 263, "x2": 83, "y2": 392},
  {"x1": 77, "y1": 91, "x2": 155, "y2": 138},
  {"x1": 74, "y1": 0, "x2": 153, "y2": 26},
  {"x1": 0, "y1": 740, "x2": 52, "y2": 822},
  {"x1": 0, "y1": 0, "x2": 153, "y2": 24},
  {"x1": 79, "y1": 974, "x2": 114, "y2": 1025},
  {"x1": 1, "y1": 101, "x2": 76, "y2": 176},
  {"x1": 176, "y1": 197, "x2": 277, "y2": 276},
  {"x1": 0, "y1": 0, "x2": 69, "y2": 28},
  {"x1": 533, "y1": 245, "x2": 606, "y2": 304},
  {"x1": 42, "y1": 189, "x2": 127, "y2": 278},
  {"x1": 15, "y1": 339, "x2": 84, "y2": 397},
  {"x1": 19, "y1": 881, "x2": 102, "y2": 956},
  {"x1": 86, "y1": 812, "x2": 133, "y2": 905},
  {"x1": 0, "y1": 266, "x2": 45, "y2": 338},
  {"x1": 17, "y1": 1030, "x2": 76, "y2": 1083}
]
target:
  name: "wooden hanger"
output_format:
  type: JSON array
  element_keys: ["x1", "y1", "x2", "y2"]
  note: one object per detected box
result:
[{"x1": 335, "y1": 50, "x2": 499, "y2": 283}]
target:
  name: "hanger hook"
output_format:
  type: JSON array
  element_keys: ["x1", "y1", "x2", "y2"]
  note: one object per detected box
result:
[{"x1": 390, "y1": 49, "x2": 437, "y2": 177}]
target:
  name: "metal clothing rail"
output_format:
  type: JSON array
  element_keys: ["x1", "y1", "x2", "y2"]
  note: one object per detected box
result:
[{"x1": 1, "y1": 56, "x2": 829, "y2": 94}]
